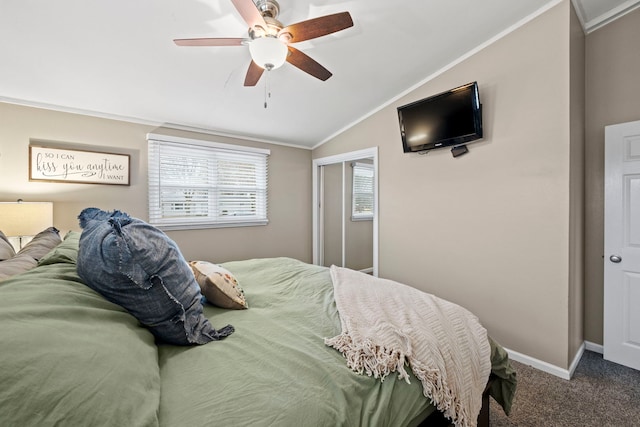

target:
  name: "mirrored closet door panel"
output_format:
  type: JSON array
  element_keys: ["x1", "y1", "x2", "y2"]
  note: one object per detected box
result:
[
  {"x1": 321, "y1": 162, "x2": 343, "y2": 268},
  {"x1": 344, "y1": 159, "x2": 373, "y2": 272}
]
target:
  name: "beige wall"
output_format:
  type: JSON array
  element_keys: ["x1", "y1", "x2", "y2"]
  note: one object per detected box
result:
[
  {"x1": 584, "y1": 7, "x2": 640, "y2": 345},
  {"x1": 314, "y1": 1, "x2": 580, "y2": 369},
  {"x1": 0, "y1": 102, "x2": 313, "y2": 263}
]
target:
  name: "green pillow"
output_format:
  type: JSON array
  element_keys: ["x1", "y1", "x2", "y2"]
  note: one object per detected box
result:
[{"x1": 39, "y1": 231, "x2": 80, "y2": 266}]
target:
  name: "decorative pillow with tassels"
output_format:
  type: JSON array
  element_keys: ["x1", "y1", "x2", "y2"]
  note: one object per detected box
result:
[{"x1": 189, "y1": 261, "x2": 248, "y2": 309}]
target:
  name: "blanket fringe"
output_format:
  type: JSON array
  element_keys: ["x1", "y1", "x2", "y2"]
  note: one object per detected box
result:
[
  {"x1": 324, "y1": 332, "x2": 411, "y2": 383},
  {"x1": 325, "y1": 265, "x2": 490, "y2": 427},
  {"x1": 325, "y1": 332, "x2": 477, "y2": 427},
  {"x1": 410, "y1": 359, "x2": 475, "y2": 427}
]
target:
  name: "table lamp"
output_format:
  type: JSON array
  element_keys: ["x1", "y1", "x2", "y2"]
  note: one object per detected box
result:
[{"x1": 0, "y1": 200, "x2": 53, "y2": 250}]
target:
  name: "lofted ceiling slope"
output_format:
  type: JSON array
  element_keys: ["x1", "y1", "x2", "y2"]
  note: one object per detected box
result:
[{"x1": 1, "y1": 0, "x2": 638, "y2": 148}]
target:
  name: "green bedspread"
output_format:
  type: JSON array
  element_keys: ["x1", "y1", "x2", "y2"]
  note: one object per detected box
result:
[
  {"x1": 158, "y1": 257, "x2": 434, "y2": 427},
  {"x1": 0, "y1": 233, "x2": 160, "y2": 427},
  {"x1": 0, "y1": 233, "x2": 515, "y2": 427}
]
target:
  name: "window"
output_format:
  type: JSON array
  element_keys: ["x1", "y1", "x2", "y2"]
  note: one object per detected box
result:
[
  {"x1": 351, "y1": 162, "x2": 374, "y2": 220},
  {"x1": 147, "y1": 134, "x2": 269, "y2": 230}
]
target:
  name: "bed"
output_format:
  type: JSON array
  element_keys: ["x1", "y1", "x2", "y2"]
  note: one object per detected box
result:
[{"x1": 0, "y1": 226, "x2": 516, "y2": 427}]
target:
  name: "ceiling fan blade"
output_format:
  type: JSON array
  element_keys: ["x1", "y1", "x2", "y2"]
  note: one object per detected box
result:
[
  {"x1": 174, "y1": 38, "x2": 246, "y2": 47},
  {"x1": 231, "y1": 0, "x2": 268, "y2": 30},
  {"x1": 279, "y1": 12, "x2": 353, "y2": 43},
  {"x1": 286, "y1": 46, "x2": 332, "y2": 81},
  {"x1": 244, "y1": 60, "x2": 265, "y2": 86}
]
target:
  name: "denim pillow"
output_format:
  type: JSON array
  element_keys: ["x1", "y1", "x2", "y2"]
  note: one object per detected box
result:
[{"x1": 76, "y1": 208, "x2": 234, "y2": 345}]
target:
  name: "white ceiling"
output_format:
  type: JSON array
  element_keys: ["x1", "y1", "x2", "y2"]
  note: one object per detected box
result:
[
  {"x1": 1, "y1": 0, "x2": 638, "y2": 149},
  {"x1": 573, "y1": 0, "x2": 640, "y2": 31}
]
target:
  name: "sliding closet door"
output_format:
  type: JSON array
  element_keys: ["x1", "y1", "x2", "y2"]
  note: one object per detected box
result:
[
  {"x1": 313, "y1": 148, "x2": 378, "y2": 276},
  {"x1": 322, "y1": 163, "x2": 343, "y2": 268},
  {"x1": 344, "y1": 161, "x2": 373, "y2": 272}
]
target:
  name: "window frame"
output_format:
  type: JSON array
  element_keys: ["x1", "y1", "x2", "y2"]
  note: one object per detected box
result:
[
  {"x1": 147, "y1": 133, "x2": 270, "y2": 231},
  {"x1": 351, "y1": 161, "x2": 374, "y2": 221}
]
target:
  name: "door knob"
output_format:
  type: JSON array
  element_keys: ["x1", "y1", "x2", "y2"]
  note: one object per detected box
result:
[{"x1": 609, "y1": 255, "x2": 622, "y2": 263}]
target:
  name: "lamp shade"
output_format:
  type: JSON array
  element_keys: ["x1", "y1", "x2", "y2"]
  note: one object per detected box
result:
[
  {"x1": 0, "y1": 202, "x2": 53, "y2": 237},
  {"x1": 249, "y1": 36, "x2": 288, "y2": 70}
]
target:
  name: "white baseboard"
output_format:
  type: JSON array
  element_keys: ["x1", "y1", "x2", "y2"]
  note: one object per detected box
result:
[
  {"x1": 567, "y1": 342, "x2": 586, "y2": 378},
  {"x1": 503, "y1": 342, "x2": 586, "y2": 380},
  {"x1": 584, "y1": 340, "x2": 604, "y2": 354}
]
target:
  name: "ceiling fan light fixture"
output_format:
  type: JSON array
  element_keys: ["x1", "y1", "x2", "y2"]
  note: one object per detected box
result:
[{"x1": 249, "y1": 36, "x2": 288, "y2": 70}]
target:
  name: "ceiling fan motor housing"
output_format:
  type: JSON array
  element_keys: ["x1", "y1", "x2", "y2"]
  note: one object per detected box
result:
[
  {"x1": 249, "y1": 16, "x2": 284, "y2": 39},
  {"x1": 249, "y1": 0, "x2": 286, "y2": 40},
  {"x1": 256, "y1": 0, "x2": 279, "y2": 19}
]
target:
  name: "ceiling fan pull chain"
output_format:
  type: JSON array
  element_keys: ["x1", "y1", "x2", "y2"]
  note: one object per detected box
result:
[
  {"x1": 264, "y1": 77, "x2": 267, "y2": 108},
  {"x1": 264, "y1": 68, "x2": 272, "y2": 109}
]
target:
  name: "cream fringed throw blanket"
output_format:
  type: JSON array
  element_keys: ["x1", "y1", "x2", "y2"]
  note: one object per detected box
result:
[{"x1": 324, "y1": 266, "x2": 491, "y2": 427}]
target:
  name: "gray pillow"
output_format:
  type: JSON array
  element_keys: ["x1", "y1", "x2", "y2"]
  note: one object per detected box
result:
[
  {"x1": 0, "y1": 254, "x2": 37, "y2": 282},
  {"x1": 16, "y1": 227, "x2": 62, "y2": 261},
  {"x1": 76, "y1": 208, "x2": 234, "y2": 345},
  {"x1": 0, "y1": 227, "x2": 61, "y2": 282},
  {"x1": 0, "y1": 231, "x2": 16, "y2": 261}
]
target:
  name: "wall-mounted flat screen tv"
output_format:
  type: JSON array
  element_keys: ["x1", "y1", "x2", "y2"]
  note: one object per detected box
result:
[{"x1": 397, "y1": 81, "x2": 483, "y2": 153}]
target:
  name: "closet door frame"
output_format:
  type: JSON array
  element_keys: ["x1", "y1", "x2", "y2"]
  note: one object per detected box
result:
[{"x1": 312, "y1": 147, "x2": 378, "y2": 276}]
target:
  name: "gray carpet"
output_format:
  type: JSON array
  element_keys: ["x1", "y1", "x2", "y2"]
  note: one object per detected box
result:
[{"x1": 489, "y1": 350, "x2": 640, "y2": 426}]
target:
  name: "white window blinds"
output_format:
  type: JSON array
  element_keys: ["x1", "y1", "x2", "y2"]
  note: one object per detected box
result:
[
  {"x1": 147, "y1": 134, "x2": 269, "y2": 230},
  {"x1": 352, "y1": 162, "x2": 374, "y2": 220}
]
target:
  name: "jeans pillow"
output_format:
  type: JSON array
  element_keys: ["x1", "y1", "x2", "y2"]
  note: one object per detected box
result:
[{"x1": 76, "y1": 208, "x2": 233, "y2": 345}]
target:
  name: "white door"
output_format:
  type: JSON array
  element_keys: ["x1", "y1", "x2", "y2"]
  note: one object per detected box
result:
[{"x1": 604, "y1": 120, "x2": 640, "y2": 371}]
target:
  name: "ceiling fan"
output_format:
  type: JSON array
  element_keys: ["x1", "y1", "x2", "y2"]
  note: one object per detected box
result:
[{"x1": 174, "y1": 0, "x2": 353, "y2": 86}]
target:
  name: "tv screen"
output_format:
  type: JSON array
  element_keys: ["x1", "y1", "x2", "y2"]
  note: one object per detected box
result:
[{"x1": 397, "y1": 81, "x2": 483, "y2": 153}]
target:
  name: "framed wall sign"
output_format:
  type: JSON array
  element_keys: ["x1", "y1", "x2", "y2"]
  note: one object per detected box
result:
[{"x1": 29, "y1": 145, "x2": 130, "y2": 185}]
